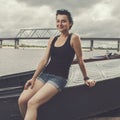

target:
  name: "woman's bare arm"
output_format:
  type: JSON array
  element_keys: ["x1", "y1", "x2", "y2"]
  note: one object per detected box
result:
[
  {"x1": 71, "y1": 34, "x2": 88, "y2": 79},
  {"x1": 31, "y1": 37, "x2": 53, "y2": 80},
  {"x1": 71, "y1": 34, "x2": 96, "y2": 87}
]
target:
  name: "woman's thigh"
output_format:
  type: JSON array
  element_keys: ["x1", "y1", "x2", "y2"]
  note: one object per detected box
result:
[
  {"x1": 19, "y1": 79, "x2": 44, "y2": 102},
  {"x1": 28, "y1": 82, "x2": 59, "y2": 107}
]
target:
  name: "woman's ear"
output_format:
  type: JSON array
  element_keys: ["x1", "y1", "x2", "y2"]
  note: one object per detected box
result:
[{"x1": 69, "y1": 23, "x2": 73, "y2": 29}]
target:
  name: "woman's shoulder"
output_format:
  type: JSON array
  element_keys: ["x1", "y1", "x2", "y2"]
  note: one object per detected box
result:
[
  {"x1": 71, "y1": 33, "x2": 81, "y2": 41},
  {"x1": 70, "y1": 33, "x2": 81, "y2": 47},
  {"x1": 47, "y1": 37, "x2": 54, "y2": 46},
  {"x1": 48, "y1": 35, "x2": 59, "y2": 45}
]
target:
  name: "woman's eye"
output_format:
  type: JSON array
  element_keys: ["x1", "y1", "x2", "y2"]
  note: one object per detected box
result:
[
  {"x1": 62, "y1": 20, "x2": 66, "y2": 23},
  {"x1": 56, "y1": 20, "x2": 67, "y2": 23}
]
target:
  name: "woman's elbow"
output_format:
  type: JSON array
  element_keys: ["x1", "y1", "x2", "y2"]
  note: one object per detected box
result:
[{"x1": 78, "y1": 57, "x2": 84, "y2": 64}]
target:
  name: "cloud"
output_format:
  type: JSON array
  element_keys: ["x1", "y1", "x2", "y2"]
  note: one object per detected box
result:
[
  {"x1": 110, "y1": 1, "x2": 120, "y2": 19},
  {"x1": 0, "y1": 0, "x2": 120, "y2": 37},
  {"x1": 72, "y1": 0, "x2": 120, "y2": 37},
  {"x1": 16, "y1": 0, "x2": 100, "y2": 9},
  {"x1": 15, "y1": 0, "x2": 102, "y2": 16},
  {"x1": 78, "y1": 19, "x2": 120, "y2": 37},
  {"x1": 0, "y1": 0, "x2": 55, "y2": 37}
]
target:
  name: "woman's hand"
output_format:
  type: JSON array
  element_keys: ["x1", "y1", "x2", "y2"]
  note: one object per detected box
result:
[
  {"x1": 24, "y1": 79, "x2": 35, "y2": 90},
  {"x1": 85, "y1": 79, "x2": 96, "y2": 87}
]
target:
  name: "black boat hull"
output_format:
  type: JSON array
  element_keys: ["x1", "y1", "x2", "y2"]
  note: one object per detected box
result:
[{"x1": 0, "y1": 71, "x2": 120, "y2": 120}]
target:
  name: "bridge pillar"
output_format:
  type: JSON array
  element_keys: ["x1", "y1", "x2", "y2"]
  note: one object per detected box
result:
[
  {"x1": 0, "y1": 40, "x2": 2, "y2": 48},
  {"x1": 15, "y1": 38, "x2": 19, "y2": 49},
  {"x1": 117, "y1": 40, "x2": 120, "y2": 52},
  {"x1": 90, "y1": 40, "x2": 94, "y2": 51}
]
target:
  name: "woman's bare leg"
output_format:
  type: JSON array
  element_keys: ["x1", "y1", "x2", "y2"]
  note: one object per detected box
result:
[
  {"x1": 24, "y1": 82, "x2": 59, "y2": 120},
  {"x1": 18, "y1": 80, "x2": 44, "y2": 118}
]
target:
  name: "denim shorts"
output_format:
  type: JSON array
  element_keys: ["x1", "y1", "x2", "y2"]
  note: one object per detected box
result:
[{"x1": 37, "y1": 72, "x2": 67, "y2": 91}]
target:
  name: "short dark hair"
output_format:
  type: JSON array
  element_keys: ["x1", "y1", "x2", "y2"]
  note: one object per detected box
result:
[{"x1": 56, "y1": 9, "x2": 73, "y2": 29}]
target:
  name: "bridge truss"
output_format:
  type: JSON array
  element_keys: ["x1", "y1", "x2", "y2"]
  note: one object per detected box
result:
[{"x1": 16, "y1": 28, "x2": 59, "y2": 38}]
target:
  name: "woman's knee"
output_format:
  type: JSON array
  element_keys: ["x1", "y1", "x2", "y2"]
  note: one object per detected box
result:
[
  {"x1": 27, "y1": 99, "x2": 39, "y2": 109},
  {"x1": 18, "y1": 95, "x2": 28, "y2": 106}
]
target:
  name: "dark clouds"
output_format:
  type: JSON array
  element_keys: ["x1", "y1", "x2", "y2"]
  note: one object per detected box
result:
[
  {"x1": 0, "y1": 0, "x2": 120, "y2": 37},
  {"x1": 78, "y1": 19, "x2": 120, "y2": 37},
  {"x1": 16, "y1": 0, "x2": 100, "y2": 8},
  {"x1": 111, "y1": 1, "x2": 120, "y2": 19},
  {"x1": 15, "y1": 0, "x2": 101, "y2": 15}
]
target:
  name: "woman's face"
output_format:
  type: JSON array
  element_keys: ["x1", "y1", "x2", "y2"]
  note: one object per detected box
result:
[{"x1": 56, "y1": 14, "x2": 72, "y2": 32}]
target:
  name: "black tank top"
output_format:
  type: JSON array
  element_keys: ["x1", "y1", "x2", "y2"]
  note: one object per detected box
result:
[{"x1": 43, "y1": 33, "x2": 75, "y2": 79}]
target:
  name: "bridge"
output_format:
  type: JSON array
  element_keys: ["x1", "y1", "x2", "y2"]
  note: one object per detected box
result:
[{"x1": 0, "y1": 28, "x2": 120, "y2": 51}]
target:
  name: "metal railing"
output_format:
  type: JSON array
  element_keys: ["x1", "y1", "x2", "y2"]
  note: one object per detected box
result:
[{"x1": 0, "y1": 37, "x2": 120, "y2": 51}]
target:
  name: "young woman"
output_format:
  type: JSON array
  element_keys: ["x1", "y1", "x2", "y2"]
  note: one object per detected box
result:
[{"x1": 18, "y1": 9, "x2": 96, "y2": 120}]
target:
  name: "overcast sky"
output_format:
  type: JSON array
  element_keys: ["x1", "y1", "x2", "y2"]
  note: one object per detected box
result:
[{"x1": 0, "y1": 0, "x2": 120, "y2": 38}]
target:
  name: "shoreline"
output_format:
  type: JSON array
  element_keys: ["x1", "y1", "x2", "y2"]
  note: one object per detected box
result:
[{"x1": 0, "y1": 45, "x2": 119, "y2": 51}]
